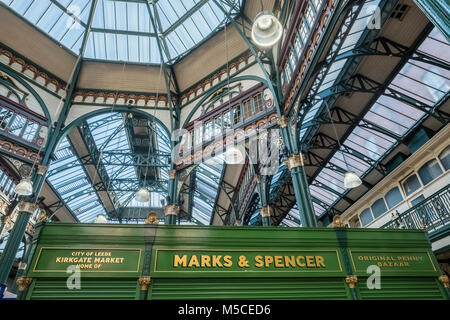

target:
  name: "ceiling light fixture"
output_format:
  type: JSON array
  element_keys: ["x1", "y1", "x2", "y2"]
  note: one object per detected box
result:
[
  {"x1": 323, "y1": 101, "x2": 362, "y2": 189},
  {"x1": 94, "y1": 214, "x2": 108, "y2": 224},
  {"x1": 14, "y1": 178, "x2": 33, "y2": 196},
  {"x1": 251, "y1": 11, "x2": 283, "y2": 48},
  {"x1": 224, "y1": 146, "x2": 245, "y2": 165},
  {"x1": 344, "y1": 171, "x2": 362, "y2": 189},
  {"x1": 136, "y1": 187, "x2": 150, "y2": 203}
]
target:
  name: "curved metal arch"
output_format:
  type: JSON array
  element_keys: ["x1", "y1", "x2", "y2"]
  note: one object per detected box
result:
[
  {"x1": 0, "y1": 64, "x2": 52, "y2": 124},
  {"x1": 57, "y1": 107, "x2": 171, "y2": 149},
  {"x1": 202, "y1": 88, "x2": 242, "y2": 115},
  {"x1": 0, "y1": 81, "x2": 22, "y2": 104},
  {"x1": 182, "y1": 75, "x2": 270, "y2": 128}
]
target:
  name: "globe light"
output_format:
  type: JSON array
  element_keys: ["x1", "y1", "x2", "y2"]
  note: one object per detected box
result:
[
  {"x1": 94, "y1": 214, "x2": 107, "y2": 224},
  {"x1": 251, "y1": 11, "x2": 283, "y2": 48},
  {"x1": 14, "y1": 178, "x2": 33, "y2": 196},
  {"x1": 344, "y1": 171, "x2": 362, "y2": 189},
  {"x1": 136, "y1": 187, "x2": 150, "y2": 203},
  {"x1": 224, "y1": 146, "x2": 245, "y2": 165}
]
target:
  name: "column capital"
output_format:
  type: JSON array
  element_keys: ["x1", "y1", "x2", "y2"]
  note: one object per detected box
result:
[
  {"x1": 332, "y1": 215, "x2": 345, "y2": 228},
  {"x1": 18, "y1": 262, "x2": 27, "y2": 270},
  {"x1": 260, "y1": 206, "x2": 274, "y2": 218},
  {"x1": 145, "y1": 212, "x2": 159, "y2": 225},
  {"x1": 138, "y1": 276, "x2": 151, "y2": 291},
  {"x1": 255, "y1": 174, "x2": 261, "y2": 183},
  {"x1": 17, "y1": 201, "x2": 38, "y2": 214},
  {"x1": 16, "y1": 277, "x2": 33, "y2": 291},
  {"x1": 37, "y1": 165, "x2": 49, "y2": 176},
  {"x1": 345, "y1": 275, "x2": 358, "y2": 289},
  {"x1": 37, "y1": 209, "x2": 47, "y2": 223},
  {"x1": 168, "y1": 169, "x2": 177, "y2": 180},
  {"x1": 439, "y1": 275, "x2": 449, "y2": 288},
  {"x1": 284, "y1": 154, "x2": 305, "y2": 170},
  {"x1": 164, "y1": 204, "x2": 179, "y2": 216},
  {"x1": 277, "y1": 115, "x2": 288, "y2": 128}
]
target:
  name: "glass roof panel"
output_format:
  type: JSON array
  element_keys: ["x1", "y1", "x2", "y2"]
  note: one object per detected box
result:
[
  {"x1": 48, "y1": 137, "x2": 106, "y2": 222},
  {"x1": 2, "y1": 0, "x2": 243, "y2": 64},
  {"x1": 302, "y1": 27, "x2": 448, "y2": 219},
  {"x1": 191, "y1": 155, "x2": 225, "y2": 224}
]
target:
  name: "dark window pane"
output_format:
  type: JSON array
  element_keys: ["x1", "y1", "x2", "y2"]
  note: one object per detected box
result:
[
  {"x1": 385, "y1": 187, "x2": 403, "y2": 209},
  {"x1": 439, "y1": 146, "x2": 450, "y2": 170},
  {"x1": 418, "y1": 159, "x2": 443, "y2": 185},
  {"x1": 360, "y1": 208, "x2": 373, "y2": 226},
  {"x1": 403, "y1": 174, "x2": 421, "y2": 196},
  {"x1": 371, "y1": 198, "x2": 388, "y2": 218},
  {"x1": 411, "y1": 194, "x2": 425, "y2": 206}
]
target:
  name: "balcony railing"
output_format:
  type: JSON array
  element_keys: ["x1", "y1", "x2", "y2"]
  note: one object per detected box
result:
[{"x1": 382, "y1": 184, "x2": 450, "y2": 235}]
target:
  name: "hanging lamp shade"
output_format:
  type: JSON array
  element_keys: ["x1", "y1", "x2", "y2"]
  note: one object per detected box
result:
[
  {"x1": 251, "y1": 11, "x2": 283, "y2": 48},
  {"x1": 224, "y1": 146, "x2": 245, "y2": 165},
  {"x1": 136, "y1": 187, "x2": 150, "y2": 203},
  {"x1": 344, "y1": 172, "x2": 362, "y2": 189},
  {"x1": 14, "y1": 178, "x2": 33, "y2": 196},
  {"x1": 94, "y1": 214, "x2": 107, "y2": 224}
]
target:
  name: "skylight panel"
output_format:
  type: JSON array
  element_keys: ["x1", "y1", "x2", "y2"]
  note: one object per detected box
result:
[{"x1": 3, "y1": 0, "x2": 243, "y2": 63}]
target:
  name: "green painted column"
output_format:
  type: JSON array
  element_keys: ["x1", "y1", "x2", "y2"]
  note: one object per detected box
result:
[
  {"x1": 414, "y1": 0, "x2": 450, "y2": 41},
  {"x1": 0, "y1": 201, "x2": 38, "y2": 297},
  {"x1": 138, "y1": 276, "x2": 151, "y2": 300},
  {"x1": 277, "y1": 116, "x2": 317, "y2": 227},
  {"x1": 285, "y1": 154, "x2": 318, "y2": 228},
  {"x1": 164, "y1": 170, "x2": 179, "y2": 225},
  {"x1": 257, "y1": 176, "x2": 272, "y2": 226},
  {"x1": 10, "y1": 242, "x2": 31, "y2": 294},
  {"x1": 164, "y1": 204, "x2": 179, "y2": 225},
  {"x1": 0, "y1": 214, "x2": 6, "y2": 235}
]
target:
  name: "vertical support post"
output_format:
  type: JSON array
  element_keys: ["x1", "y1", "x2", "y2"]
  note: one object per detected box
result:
[
  {"x1": 165, "y1": 170, "x2": 179, "y2": 225},
  {"x1": 284, "y1": 152, "x2": 317, "y2": 227},
  {"x1": 164, "y1": 204, "x2": 179, "y2": 225},
  {"x1": 138, "y1": 276, "x2": 151, "y2": 300},
  {"x1": 257, "y1": 175, "x2": 271, "y2": 226},
  {"x1": 414, "y1": 0, "x2": 450, "y2": 41},
  {"x1": 10, "y1": 240, "x2": 32, "y2": 294},
  {"x1": 0, "y1": 201, "x2": 38, "y2": 298}
]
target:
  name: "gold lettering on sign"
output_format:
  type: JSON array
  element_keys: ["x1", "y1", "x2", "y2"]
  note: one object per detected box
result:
[
  {"x1": 54, "y1": 251, "x2": 126, "y2": 270},
  {"x1": 356, "y1": 255, "x2": 424, "y2": 268},
  {"x1": 171, "y1": 254, "x2": 328, "y2": 269}
]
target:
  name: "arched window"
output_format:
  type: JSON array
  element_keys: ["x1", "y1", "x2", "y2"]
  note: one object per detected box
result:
[
  {"x1": 439, "y1": 146, "x2": 450, "y2": 171},
  {"x1": 371, "y1": 198, "x2": 388, "y2": 218},
  {"x1": 418, "y1": 159, "x2": 443, "y2": 185},
  {"x1": 385, "y1": 187, "x2": 403, "y2": 209},
  {"x1": 402, "y1": 174, "x2": 422, "y2": 196},
  {"x1": 360, "y1": 208, "x2": 373, "y2": 226}
]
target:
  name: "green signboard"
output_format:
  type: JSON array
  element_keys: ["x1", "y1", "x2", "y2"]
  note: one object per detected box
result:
[
  {"x1": 153, "y1": 249, "x2": 344, "y2": 275},
  {"x1": 32, "y1": 247, "x2": 142, "y2": 273},
  {"x1": 349, "y1": 250, "x2": 439, "y2": 275}
]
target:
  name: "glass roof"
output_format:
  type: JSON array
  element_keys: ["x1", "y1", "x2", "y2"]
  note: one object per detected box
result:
[
  {"x1": 47, "y1": 112, "x2": 171, "y2": 222},
  {"x1": 191, "y1": 155, "x2": 225, "y2": 225},
  {"x1": 2, "y1": 0, "x2": 243, "y2": 64},
  {"x1": 308, "y1": 26, "x2": 449, "y2": 218}
]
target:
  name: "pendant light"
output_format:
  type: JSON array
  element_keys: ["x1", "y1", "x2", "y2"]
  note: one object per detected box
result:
[
  {"x1": 323, "y1": 101, "x2": 362, "y2": 189},
  {"x1": 251, "y1": 11, "x2": 283, "y2": 48},
  {"x1": 14, "y1": 177, "x2": 33, "y2": 196},
  {"x1": 224, "y1": 146, "x2": 245, "y2": 165},
  {"x1": 344, "y1": 172, "x2": 362, "y2": 189},
  {"x1": 136, "y1": 187, "x2": 150, "y2": 203},
  {"x1": 94, "y1": 214, "x2": 107, "y2": 223}
]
